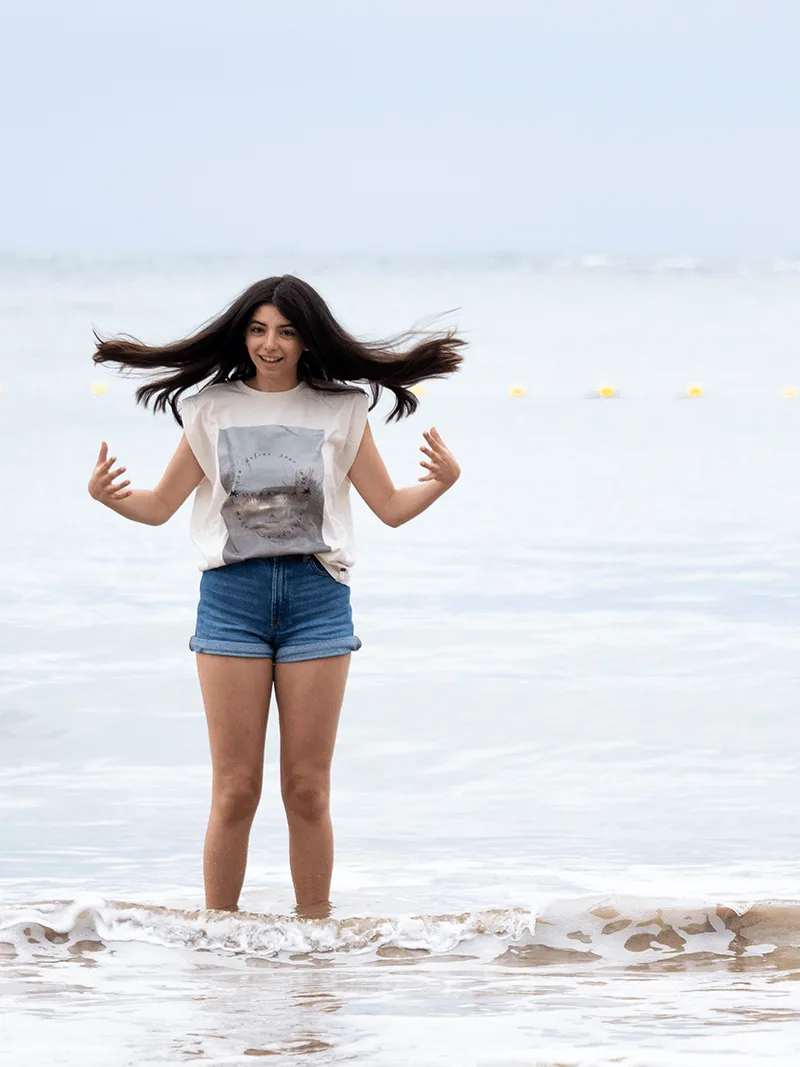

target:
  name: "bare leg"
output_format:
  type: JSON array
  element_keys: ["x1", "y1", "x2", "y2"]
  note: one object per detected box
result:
[
  {"x1": 274, "y1": 654, "x2": 351, "y2": 917},
  {"x1": 196, "y1": 653, "x2": 273, "y2": 911}
]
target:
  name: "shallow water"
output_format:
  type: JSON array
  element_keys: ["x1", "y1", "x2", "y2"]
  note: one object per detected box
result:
[{"x1": 2, "y1": 256, "x2": 800, "y2": 1064}]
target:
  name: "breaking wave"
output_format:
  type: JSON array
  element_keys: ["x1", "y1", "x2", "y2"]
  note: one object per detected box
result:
[{"x1": 3, "y1": 896, "x2": 800, "y2": 969}]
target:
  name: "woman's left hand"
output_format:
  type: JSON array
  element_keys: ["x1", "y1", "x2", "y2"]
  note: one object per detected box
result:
[{"x1": 419, "y1": 427, "x2": 461, "y2": 487}]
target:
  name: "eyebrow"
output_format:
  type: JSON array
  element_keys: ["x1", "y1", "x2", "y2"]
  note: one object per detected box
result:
[{"x1": 249, "y1": 318, "x2": 294, "y2": 329}]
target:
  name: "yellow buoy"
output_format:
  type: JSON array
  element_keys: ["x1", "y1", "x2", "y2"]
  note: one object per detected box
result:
[
  {"x1": 781, "y1": 385, "x2": 798, "y2": 399},
  {"x1": 508, "y1": 384, "x2": 527, "y2": 398},
  {"x1": 409, "y1": 383, "x2": 425, "y2": 397},
  {"x1": 686, "y1": 384, "x2": 704, "y2": 398},
  {"x1": 91, "y1": 383, "x2": 109, "y2": 395},
  {"x1": 597, "y1": 384, "x2": 617, "y2": 398}
]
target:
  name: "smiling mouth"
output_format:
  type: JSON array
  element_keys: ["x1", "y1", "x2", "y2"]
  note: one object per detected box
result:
[{"x1": 258, "y1": 355, "x2": 283, "y2": 364}]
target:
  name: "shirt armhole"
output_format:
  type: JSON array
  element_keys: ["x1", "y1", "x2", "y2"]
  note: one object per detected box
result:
[
  {"x1": 342, "y1": 391, "x2": 369, "y2": 475},
  {"x1": 180, "y1": 395, "x2": 213, "y2": 479}
]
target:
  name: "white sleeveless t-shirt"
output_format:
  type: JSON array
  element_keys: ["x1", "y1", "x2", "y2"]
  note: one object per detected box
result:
[{"x1": 181, "y1": 380, "x2": 369, "y2": 584}]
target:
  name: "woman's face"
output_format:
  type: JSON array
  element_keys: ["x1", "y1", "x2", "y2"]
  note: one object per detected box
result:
[{"x1": 244, "y1": 303, "x2": 305, "y2": 390}]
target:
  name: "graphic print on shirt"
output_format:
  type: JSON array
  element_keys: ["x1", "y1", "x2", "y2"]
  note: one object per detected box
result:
[{"x1": 217, "y1": 424, "x2": 331, "y2": 564}]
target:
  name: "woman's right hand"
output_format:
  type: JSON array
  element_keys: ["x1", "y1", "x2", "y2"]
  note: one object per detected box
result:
[{"x1": 89, "y1": 441, "x2": 132, "y2": 504}]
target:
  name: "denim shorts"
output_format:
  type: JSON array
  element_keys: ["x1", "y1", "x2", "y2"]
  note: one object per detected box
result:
[{"x1": 189, "y1": 555, "x2": 362, "y2": 662}]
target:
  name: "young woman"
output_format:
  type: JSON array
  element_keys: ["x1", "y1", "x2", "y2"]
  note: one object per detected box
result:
[{"x1": 88, "y1": 275, "x2": 464, "y2": 917}]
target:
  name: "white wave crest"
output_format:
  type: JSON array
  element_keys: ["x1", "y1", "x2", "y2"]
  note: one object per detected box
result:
[{"x1": 2, "y1": 895, "x2": 800, "y2": 968}]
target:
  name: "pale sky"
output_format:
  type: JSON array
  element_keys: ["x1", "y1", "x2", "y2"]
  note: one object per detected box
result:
[{"x1": 1, "y1": 0, "x2": 799, "y2": 255}]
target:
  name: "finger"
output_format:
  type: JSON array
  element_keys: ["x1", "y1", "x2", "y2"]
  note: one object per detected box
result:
[
  {"x1": 109, "y1": 466, "x2": 127, "y2": 479},
  {"x1": 111, "y1": 479, "x2": 131, "y2": 491},
  {"x1": 111, "y1": 489, "x2": 133, "y2": 500},
  {"x1": 97, "y1": 441, "x2": 108, "y2": 462},
  {"x1": 419, "y1": 446, "x2": 434, "y2": 458},
  {"x1": 418, "y1": 474, "x2": 433, "y2": 482},
  {"x1": 102, "y1": 455, "x2": 117, "y2": 472},
  {"x1": 422, "y1": 433, "x2": 442, "y2": 453},
  {"x1": 419, "y1": 461, "x2": 433, "y2": 471}
]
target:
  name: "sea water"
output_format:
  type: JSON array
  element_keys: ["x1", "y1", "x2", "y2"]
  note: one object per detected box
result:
[{"x1": 1, "y1": 254, "x2": 800, "y2": 1064}]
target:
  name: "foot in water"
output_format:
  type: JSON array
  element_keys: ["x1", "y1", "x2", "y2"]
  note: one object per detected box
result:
[{"x1": 293, "y1": 900, "x2": 333, "y2": 921}]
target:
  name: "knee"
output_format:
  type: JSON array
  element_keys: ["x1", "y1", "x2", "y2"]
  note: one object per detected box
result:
[
  {"x1": 282, "y1": 773, "x2": 329, "y2": 823},
  {"x1": 212, "y1": 772, "x2": 261, "y2": 824}
]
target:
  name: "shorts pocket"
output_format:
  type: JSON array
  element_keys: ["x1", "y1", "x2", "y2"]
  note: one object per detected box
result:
[{"x1": 304, "y1": 554, "x2": 332, "y2": 579}]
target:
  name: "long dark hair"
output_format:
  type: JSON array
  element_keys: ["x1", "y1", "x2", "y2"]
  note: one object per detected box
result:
[{"x1": 93, "y1": 275, "x2": 465, "y2": 424}]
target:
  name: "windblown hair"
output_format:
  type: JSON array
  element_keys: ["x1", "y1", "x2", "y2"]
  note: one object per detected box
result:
[{"x1": 93, "y1": 275, "x2": 465, "y2": 425}]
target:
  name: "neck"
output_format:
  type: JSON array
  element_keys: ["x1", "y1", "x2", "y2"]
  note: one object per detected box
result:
[{"x1": 245, "y1": 373, "x2": 300, "y2": 393}]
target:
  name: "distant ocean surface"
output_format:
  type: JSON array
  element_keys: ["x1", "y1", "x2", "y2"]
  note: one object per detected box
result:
[{"x1": 2, "y1": 254, "x2": 800, "y2": 1065}]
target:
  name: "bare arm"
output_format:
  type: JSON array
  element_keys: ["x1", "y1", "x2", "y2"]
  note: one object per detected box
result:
[
  {"x1": 88, "y1": 437, "x2": 205, "y2": 526},
  {"x1": 348, "y1": 422, "x2": 460, "y2": 528}
]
